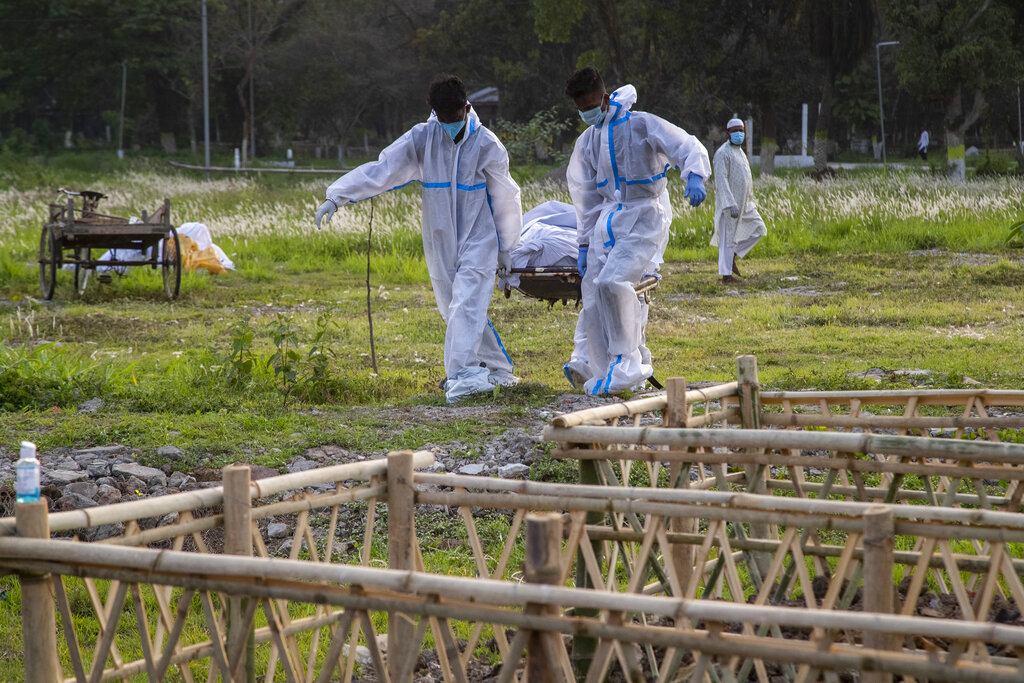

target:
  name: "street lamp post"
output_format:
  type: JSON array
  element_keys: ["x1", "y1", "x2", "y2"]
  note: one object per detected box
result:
[
  {"x1": 202, "y1": 0, "x2": 211, "y2": 181},
  {"x1": 876, "y1": 40, "x2": 900, "y2": 170}
]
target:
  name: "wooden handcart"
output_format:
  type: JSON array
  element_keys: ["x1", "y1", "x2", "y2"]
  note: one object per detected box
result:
[{"x1": 38, "y1": 189, "x2": 182, "y2": 300}]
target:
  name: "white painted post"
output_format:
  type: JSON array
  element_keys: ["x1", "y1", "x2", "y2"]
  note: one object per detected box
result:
[
  {"x1": 801, "y1": 104, "x2": 809, "y2": 158},
  {"x1": 746, "y1": 117, "x2": 754, "y2": 162}
]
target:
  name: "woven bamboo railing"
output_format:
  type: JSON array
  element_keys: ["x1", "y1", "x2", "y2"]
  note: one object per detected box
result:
[
  {"x1": 5, "y1": 354, "x2": 1024, "y2": 681},
  {"x1": 4, "y1": 449, "x2": 1024, "y2": 681}
]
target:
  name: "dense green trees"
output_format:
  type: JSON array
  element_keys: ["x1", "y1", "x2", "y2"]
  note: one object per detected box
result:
[
  {"x1": 886, "y1": 0, "x2": 1022, "y2": 180},
  {"x1": 0, "y1": 0, "x2": 1020, "y2": 171}
]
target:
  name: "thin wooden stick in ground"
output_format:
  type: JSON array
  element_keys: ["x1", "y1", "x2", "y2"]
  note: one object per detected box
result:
[{"x1": 366, "y1": 198, "x2": 378, "y2": 374}]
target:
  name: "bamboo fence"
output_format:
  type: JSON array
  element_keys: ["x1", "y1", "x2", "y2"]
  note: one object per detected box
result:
[
  {"x1": 3, "y1": 449, "x2": 1024, "y2": 681},
  {"x1": 4, "y1": 355, "x2": 1024, "y2": 681}
]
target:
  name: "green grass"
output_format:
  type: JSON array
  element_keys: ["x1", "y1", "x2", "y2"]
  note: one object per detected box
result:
[
  {"x1": 5, "y1": 150, "x2": 1024, "y2": 681},
  {"x1": 2, "y1": 153, "x2": 1024, "y2": 462}
]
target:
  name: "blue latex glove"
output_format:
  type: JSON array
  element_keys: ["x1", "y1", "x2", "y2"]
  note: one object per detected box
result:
[
  {"x1": 577, "y1": 245, "x2": 589, "y2": 277},
  {"x1": 684, "y1": 172, "x2": 706, "y2": 207}
]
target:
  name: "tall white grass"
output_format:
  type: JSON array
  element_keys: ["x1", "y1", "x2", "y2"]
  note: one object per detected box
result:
[{"x1": 2, "y1": 170, "x2": 1022, "y2": 248}]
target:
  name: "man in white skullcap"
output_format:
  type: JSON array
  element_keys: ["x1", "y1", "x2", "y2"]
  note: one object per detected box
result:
[{"x1": 711, "y1": 118, "x2": 766, "y2": 284}]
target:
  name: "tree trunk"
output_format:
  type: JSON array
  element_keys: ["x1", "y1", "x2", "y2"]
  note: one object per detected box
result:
[
  {"x1": 813, "y1": 78, "x2": 833, "y2": 173},
  {"x1": 596, "y1": 0, "x2": 625, "y2": 84},
  {"x1": 944, "y1": 84, "x2": 986, "y2": 183}
]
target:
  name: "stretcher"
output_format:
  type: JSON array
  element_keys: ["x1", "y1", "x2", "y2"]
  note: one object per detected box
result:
[{"x1": 502, "y1": 266, "x2": 660, "y2": 309}]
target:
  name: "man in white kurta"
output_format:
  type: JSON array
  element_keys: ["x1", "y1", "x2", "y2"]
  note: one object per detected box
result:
[
  {"x1": 712, "y1": 118, "x2": 766, "y2": 284},
  {"x1": 917, "y1": 130, "x2": 929, "y2": 161}
]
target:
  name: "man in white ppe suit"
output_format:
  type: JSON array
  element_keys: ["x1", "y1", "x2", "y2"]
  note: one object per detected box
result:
[
  {"x1": 565, "y1": 67, "x2": 711, "y2": 395},
  {"x1": 314, "y1": 74, "x2": 522, "y2": 403},
  {"x1": 561, "y1": 193, "x2": 671, "y2": 390},
  {"x1": 712, "y1": 118, "x2": 766, "y2": 284}
]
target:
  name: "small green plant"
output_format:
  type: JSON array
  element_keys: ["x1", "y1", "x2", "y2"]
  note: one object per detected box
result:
[
  {"x1": 297, "y1": 309, "x2": 339, "y2": 402},
  {"x1": 268, "y1": 314, "x2": 302, "y2": 405},
  {"x1": 223, "y1": 316, "x2": 258, "y2": 386}
]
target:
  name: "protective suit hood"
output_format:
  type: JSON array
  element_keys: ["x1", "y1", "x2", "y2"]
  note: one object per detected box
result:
[{"x1": 609, "y1": 85, "x2": 637, "y2": 114}]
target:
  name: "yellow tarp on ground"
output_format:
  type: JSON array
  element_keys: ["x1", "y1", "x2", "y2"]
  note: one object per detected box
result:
[{"x1": 174, "y1": 235, "x2": 229, "y2": 274}]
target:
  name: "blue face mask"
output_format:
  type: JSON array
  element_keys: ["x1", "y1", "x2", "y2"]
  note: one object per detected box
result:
[
  {"x1": 579, "y1": 106, "x2": 605, "y2": 127},
  {"x1": 441, "y1": 119, "x2": 466, "y2": 140},
  {"x1": 730, "y1": 131, "x2": 745, "y2": 145}
]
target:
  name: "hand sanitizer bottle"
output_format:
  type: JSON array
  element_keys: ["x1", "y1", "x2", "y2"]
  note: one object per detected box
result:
[{"x1": 16, "y1": 441, "x2": 40, "y2": 503}]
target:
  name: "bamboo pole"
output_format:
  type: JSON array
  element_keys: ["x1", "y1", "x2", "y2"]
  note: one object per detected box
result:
[
  {"x1": 862, "y1": 506, "x2": 895, "y2": 683},
  {"x1": 736, "y1": 356, "x2": 762, "y2": 431},
  {"x1": 412, "y1": 489, "x2": 1024, "y2": 544},
  {"x1": 761, "y1": 413, "x2": 1024, "y2": 430},
  {"x1": 552, "y1": 445, "x2": 1024, "y2": 481},
  {"x1": 525, "y1": 513, "x2": 568, "y2": 682},
  {"x1": 99, "y1": 483, "x2": 386, "y2": 547},
  {"x1": 548, "y1": 382, "x2": 741, "y2": 429},
  {"x1": 737, "y1": 356, "x2": 770, "y2": 579},
  {"x1": 411, "y1": 473, "x2": 1024, "y2": 533},
  {"x1": 765, "y1": 478, "x2": 1015, "y2": 507},
  {"x1": 664, "y1": 377, "x2": 698, "y2": 596},
  {"x1": 223, "y1": 465, "x2": 255, "y2": 683},
  {"x1": 760, "y1": 388, "x2": 1024, "y2": 406},
  {"x1": 581, "y1": 526, "x2": 1024, "y2": 575},
  {"x1": 4, "y1": 538, "x2": 1024, "y2": 650},
  {"x1": 16, "y1": 501, "x2": 60, "y2": 683},
  {"x1": 541, "y1": 425, "x2": 1024, "y2": 463},
  {"x1": 550, "y1": 396, "x2": 667, "y2": 428},
  {"x1": 387, "y1": 450, "x2": 416, "y2": 682},
  {"x1": 572, "y1": 453, "x2": 602, "y2": 678},
  {"x1": 415, "y1": 473, "x2": 1024, "y2": 532},
  {"x1": 0, "y1": 452, "x2": 433, "y2": 537},
  {"x1": 40, "y1": 553, "x2": 1024, "y2": 683}
]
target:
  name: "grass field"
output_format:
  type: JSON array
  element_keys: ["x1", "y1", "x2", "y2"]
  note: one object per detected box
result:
[
  {"x1": 1, "y1": 152, "x2": 1024, "y2": 681},
  {"x1": 1, "y1": 153, "x2": 1023, "y2": 464}
]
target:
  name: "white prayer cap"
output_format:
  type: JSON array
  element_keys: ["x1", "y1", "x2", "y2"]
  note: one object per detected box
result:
[{"x1": 727, "y1": 117, "x2": 744, "y2": 129}]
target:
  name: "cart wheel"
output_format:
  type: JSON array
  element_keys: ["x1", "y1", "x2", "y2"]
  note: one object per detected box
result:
[
  {"x1": 38, "y1": 225, "x2": 59, "y2": 300},
  {"x1": 161, "y1": 227, "x2": 181, "y2": 300},
  {"x1": 74, "y1": 248, "x2": 90, "y2": 295}
]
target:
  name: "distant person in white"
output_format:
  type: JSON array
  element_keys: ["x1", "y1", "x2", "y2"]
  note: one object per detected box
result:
[
  {"x1": 712, "y1": 118, "x2": 766, "y2": 284},
  {"x1": 917, "y1": 130, "x2": 929, "y2": 161}
]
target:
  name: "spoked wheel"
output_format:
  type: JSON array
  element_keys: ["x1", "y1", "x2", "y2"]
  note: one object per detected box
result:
[
  {"x1": 161, "y1": 227, "x2": 181, "y2": 300},
  {"x1": 74, "y1": 247, "x2": 91, "y2": 295},
  {"x1": 38, "y1": 225, "x2": 59, "y2": 300}
]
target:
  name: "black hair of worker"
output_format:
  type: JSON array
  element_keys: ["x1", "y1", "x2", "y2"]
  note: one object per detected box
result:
[
  {"x1": 564, "y1": 66, "x2": 605, "y2": 99},
  {"x1": 427, "y1": 74, "x2": 468, "y2": 117}
]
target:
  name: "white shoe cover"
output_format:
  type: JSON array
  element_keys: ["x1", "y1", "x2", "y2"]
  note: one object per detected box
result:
[
  {"x1": 563, "y1": 361, "x2": 590, "y2": 389},
  {"x1": 582, "y1": 355, "x2": 654, "y2": 396},
  {"x1": 446, "y1": 368, "x2": 495, "y2": 403},
  {"x1": 489, "y1": 370, "x2": 521, "y2": 387}
]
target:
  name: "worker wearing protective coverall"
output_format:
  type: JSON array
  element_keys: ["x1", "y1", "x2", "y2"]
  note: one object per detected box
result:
[
  {"x1": 565, "y1": 67, "x2": 711, "y2": 395},
  {"x1": 314, "y1": 74, "x2": 522, "y2": 403},
  {"x1": 562, "y1": 192, "x2": 671, "y2": 390},
  {"x1": 712, "y1": 118, "x2": 766, "y2": 284}
]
